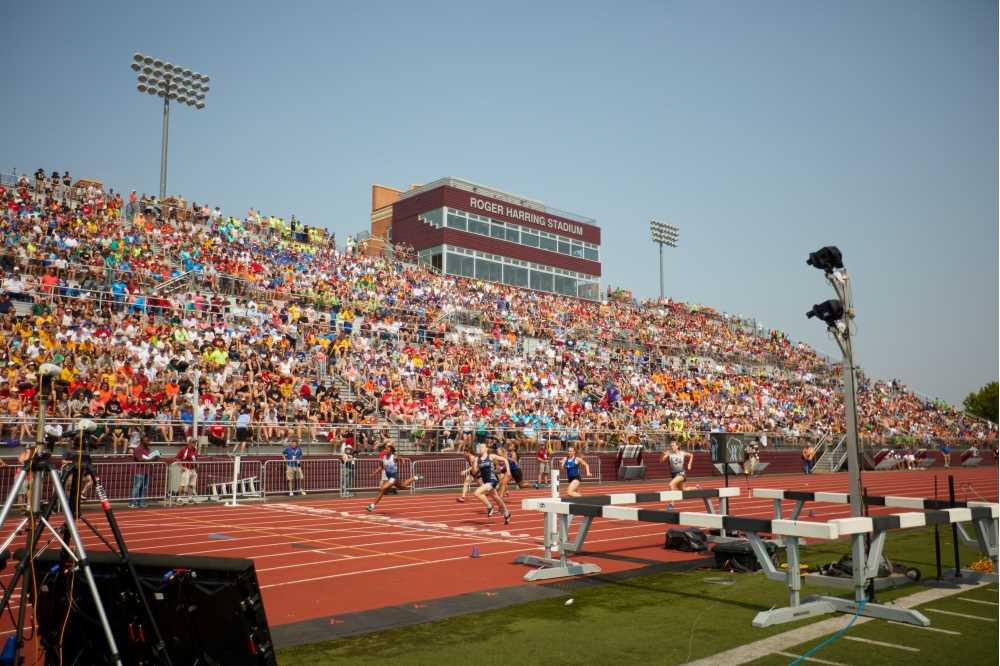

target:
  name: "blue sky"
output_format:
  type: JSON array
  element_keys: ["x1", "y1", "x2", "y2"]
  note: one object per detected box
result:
[{"x1": 1, "y1": 0, "x2": 996, "y2": 405}]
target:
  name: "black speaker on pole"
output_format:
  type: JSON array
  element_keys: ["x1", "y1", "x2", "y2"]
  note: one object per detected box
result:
[{"x1": 16, "y1": 549, "x2": 277, "y2": 665}]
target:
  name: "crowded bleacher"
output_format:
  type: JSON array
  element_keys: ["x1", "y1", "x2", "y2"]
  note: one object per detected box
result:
[{"x1": 1, "y1": 169, "x2": 995, "y2": 457}]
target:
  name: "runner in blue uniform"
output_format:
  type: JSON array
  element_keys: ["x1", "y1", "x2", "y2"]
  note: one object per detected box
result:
[
  {"x1": 366, "y1": 445, "x2": 422, "y2": 512},
  {"x1": 472, "y1": 442, "x2": 511, "y2": 524},
  {"x1": 497, "y1": 445, "x2": 531, "y2": 496},
  {"x1": 560, "y1": 445, "x2": 591, "y2": 497}
]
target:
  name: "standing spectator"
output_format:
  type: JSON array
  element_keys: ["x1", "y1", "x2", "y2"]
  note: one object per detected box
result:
[
  {"x1": 175, "y1": 438, "x2": 198, "y2": 503},
  {"x1": 339, "y1": 441, "x2": 356, "y2": 497},
  {"x1": 801, "y1": 444, "x2": 815, "y2": 475},
  {"x1": 283, "y1": 439, "x2": 305, "y2": 496},
  {"x1": 233, "y1": 404, "x2": 252, "y2": 455},
  {"x1": 940, "y1": 442, "x2": 951, "y2": 468},
  {"x1": 535, "y1": 435, "x2": 550, "y2": 487},
  {"x1": 129, "y1": 436, "x2": 159, "y2": 508},
  {"x1": 743, "y1": 438, "x2": 761, "y2": 478}
]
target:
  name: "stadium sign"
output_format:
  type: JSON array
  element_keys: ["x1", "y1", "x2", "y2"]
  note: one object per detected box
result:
[{"x1": 468, "y1": 195, "x2": 585, "y2": 238}]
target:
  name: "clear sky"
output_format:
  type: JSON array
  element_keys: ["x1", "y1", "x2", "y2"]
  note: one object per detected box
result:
[{"x1": 1, "y1": 1, "x2": 996, "y2": 405}]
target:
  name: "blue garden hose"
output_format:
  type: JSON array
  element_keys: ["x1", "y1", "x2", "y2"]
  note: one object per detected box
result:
[{"x1": 788, "y1": 599, "x2": 867, "y2": 666}]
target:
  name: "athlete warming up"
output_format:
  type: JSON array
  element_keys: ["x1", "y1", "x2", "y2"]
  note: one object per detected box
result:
[
  {"x1": 561, "y1": 446, "x2": 591, "y2": 497},
  {"x1": 472, "y1": 443, "x2": 511, "y2": 524},
  {"x1": 661, "y1": 442, "x2": 693, "y2": 490},
  {"x1": 366, "y1": 445, "x2": 422, "y2": 512}
]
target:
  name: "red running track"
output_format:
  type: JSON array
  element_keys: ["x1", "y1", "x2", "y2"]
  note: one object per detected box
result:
[{"x1": 0, "y1": 467, "x2": 996, "y2": 642}]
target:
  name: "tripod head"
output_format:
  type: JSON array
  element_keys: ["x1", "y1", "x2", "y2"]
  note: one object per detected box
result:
[{"x1": 19, "y1": 447, "x2": 55, "y2": 473}]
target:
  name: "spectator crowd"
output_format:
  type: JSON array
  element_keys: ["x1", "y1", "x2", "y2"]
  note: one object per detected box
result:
[{"x1": 0, "y1": 168, "x2": 994, "y2": 456}]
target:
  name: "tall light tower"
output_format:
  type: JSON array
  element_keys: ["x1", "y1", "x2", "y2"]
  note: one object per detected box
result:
[
  {"x1": 131, "y1": 53, "x2": 210, "y2": 200},
  {"x1": 649, "y1": 219, "x2": 679, "y2": 301},
  {"x1": 805, "y1": 245, "x2": 869, "y2": 600}
]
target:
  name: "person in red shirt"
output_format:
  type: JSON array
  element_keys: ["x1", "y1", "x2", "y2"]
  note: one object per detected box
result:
[
  {"x1": 174, "y1": 438, "x2": 199, "y2": 503},
  {"x1": 536, "y1": 439, "x2": 550, "y2": 487},
  {"x1": 207, "y1": 423, "x2": 228, "y2": 449}
]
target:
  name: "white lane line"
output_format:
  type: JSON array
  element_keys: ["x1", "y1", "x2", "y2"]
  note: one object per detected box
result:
[
  {"x1": 926, "y1": 608, "x2": 997, "y2": 622},
  {"x1": 958, "y1": 597, "x2": 998, "y2": 607},
  {"x1": 887, "y1": 621, "x2": 961, "y2": 635},
  {"x1": 775, "y1": 651, "x2": 849, "y2": 666},
  {"x1": 842, "y1": 636, "x2": 919, "y2": 652}
]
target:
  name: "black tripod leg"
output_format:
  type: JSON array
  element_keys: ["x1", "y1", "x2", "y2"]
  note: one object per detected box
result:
[{"x1": 87, "y1": 465, "x2": 174, "y2": 666}]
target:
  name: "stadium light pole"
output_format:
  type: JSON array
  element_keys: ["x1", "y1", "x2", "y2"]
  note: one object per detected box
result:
[
  {"x1": 650, "y1": 220, "x2": 679, "y2": 301},
  {"x1": 805, "y1": 246, "x2": 862, "y2": 517},
  {"x1": 806, "y1": 246, "x2": 869, "y2": 603},
  {"x1": 131, "y1": 53, "x2": 210, "y2": 200}
]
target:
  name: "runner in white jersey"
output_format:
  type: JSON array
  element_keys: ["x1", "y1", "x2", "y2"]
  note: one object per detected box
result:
[
  {"x1": 661, "y1": 441, "x2": 693, "y2": 490},
  {"x1": 366, "y1": 445, "x2": 422, "y2": 512}
]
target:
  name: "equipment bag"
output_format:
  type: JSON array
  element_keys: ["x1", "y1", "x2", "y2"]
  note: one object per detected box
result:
[
  {"x1": 664, "y1": 528, "x2": 708, "y2": 552},
  {"x1": 712, "y1": 539, "x2": 777, "y2": 573}
]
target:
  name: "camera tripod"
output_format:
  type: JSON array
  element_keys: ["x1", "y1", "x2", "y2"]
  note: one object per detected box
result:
[{"x1": 0, "y1": 448, "x2": 172, "y2": 665}]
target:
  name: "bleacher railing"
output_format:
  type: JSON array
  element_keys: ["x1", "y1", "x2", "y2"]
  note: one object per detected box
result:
[{"x1": 0, "y1": 417, "x2": 993, "y2": 457}]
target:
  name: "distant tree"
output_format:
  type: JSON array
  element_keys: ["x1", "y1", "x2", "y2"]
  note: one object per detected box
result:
[{"x1": 963, "y1": 381, "x2": 998, "y2": 423}]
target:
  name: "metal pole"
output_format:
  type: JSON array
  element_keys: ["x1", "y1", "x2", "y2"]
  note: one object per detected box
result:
[
  {"x1": 35, "y1": 393, "x2": 45, "y2": 449},
  {"x1": 842, "y1": 337, "x2": 863, "y2": 517},
  {"x1": 834, "y1": 277, "x2": 867, "y2": 602},
  {"x1": 192, "y1": 369, "x2": 200, "y2": 440},
  {"x1": 658, "y1": 242, "x2": 664, "y2": 301},
  {"x1": 934, "y1": 475, "x2": 943, "y2": 579},
  {"x1": 948, "y1": 475, "x2": 961, "y2": 577},
  {"x1": 159, "y1": 95, "x2": 169, "y2": 200}
]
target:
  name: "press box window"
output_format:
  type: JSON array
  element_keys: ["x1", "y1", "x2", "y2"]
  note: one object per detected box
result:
[
  {"x1": 446, "y1": 252, "x2": 474, "y2": 278},
  {"x1": 424, "y1": 208, "x2": 444, "y2": 226}
]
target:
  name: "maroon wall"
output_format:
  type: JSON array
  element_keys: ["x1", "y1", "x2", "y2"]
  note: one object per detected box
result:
[{"x1": 596, "y1": 450, "x2": 811, "y2": 480}]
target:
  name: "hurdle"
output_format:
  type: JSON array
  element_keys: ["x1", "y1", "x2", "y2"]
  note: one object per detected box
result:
[
  {"x1": 714, "y1": 462, "x2": 771, "y2": 476},
  {"x1": 961, "y1": 450, "x2": 982, "y2": 467},
  {"x1": 519, "y1": 493, "x2": 998, "y2": 627},
  {"x1": 514, "y1": 487, "x2": 741, "y2": 582},
  {"x1": 753, "y1": 488, "x2": 999, "y2": 578},
  {"x1": 210, "y1": 476, "x2": 262, "y2": 502}
]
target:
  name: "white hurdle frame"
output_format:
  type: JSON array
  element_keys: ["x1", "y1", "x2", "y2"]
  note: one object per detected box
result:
[
  {"x1": 753, "y1": 488, "x2": 1000, "y2": 580},
  {"x1": 518, "y1": 491, "x2": 999, "y2": 627},
  {"x1": 514, "y1": 485, "x2": 742, "y2": 582}
]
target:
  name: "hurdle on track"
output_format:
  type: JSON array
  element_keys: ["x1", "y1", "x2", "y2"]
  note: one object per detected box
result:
[
  {"x1": 518, "y1": 488, "x2": 1000, "y2": 628},
  {"x1": 514, "y1": 485, "x2": 742, "y2": 582},
  {"x1": 714, "y1": 462, "x2": 770, "y2": 476},
  {"x1": 753, "y1": 488, "x2": 999, "y2": 578}
]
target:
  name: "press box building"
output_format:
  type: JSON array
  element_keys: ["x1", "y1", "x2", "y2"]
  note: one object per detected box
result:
[{"x1": 370, "y1": 177, "x2": 601, "y2": 300}]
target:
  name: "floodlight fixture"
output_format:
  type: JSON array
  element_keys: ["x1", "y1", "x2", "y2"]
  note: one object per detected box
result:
[
  {"x1": 805, "y1": 299, "x2": 845, "y2": 327},
  {"x1": 649, "y1": 219, "x2": 680, "y2": 301},
  {"x1": 807, "y1": 246, "x2": 844, "y2": 273},
  {"x1": 131, "y1": 52, "x2": 211, "y2": 199}
]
